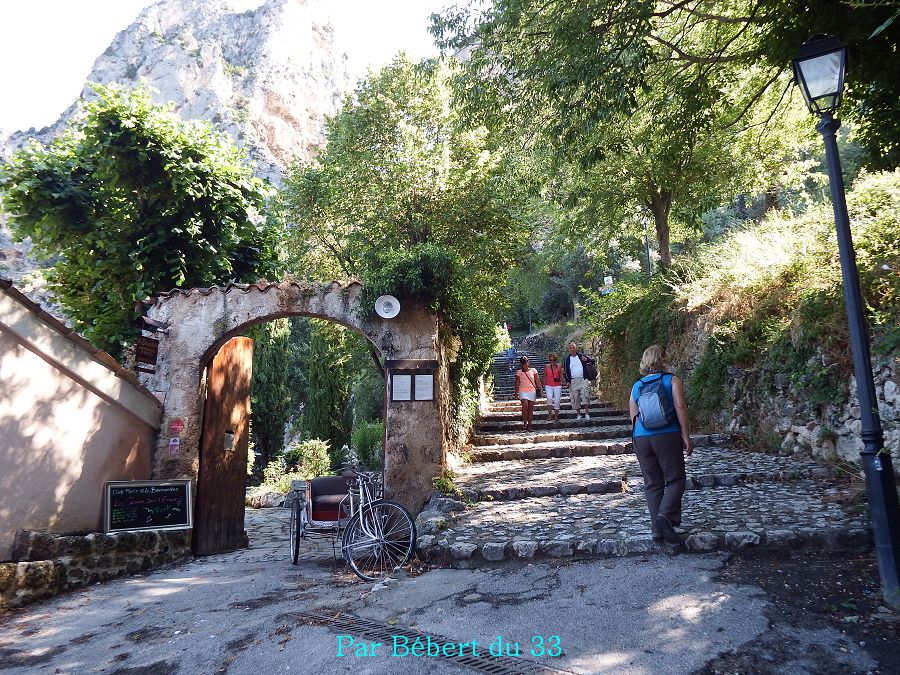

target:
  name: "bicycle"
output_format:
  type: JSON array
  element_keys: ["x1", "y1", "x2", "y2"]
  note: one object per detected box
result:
[{"x1": 288, "y1": 469, "x2": 417, "y2": 581}]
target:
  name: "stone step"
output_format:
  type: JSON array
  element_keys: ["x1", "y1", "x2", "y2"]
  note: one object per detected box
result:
[
  {"x1": 491, "y1": 376, "x2": 554, "y2": 386},
  {"x1": 488, "y1": 395, "x2": 611, "y2": 406},
  {"x1": 473, "y1": 424, "x2": 635, "y2": 446},
  {"x1": 416, "y1": 479, "x2": 870, "y2": 563},
  {"x1": 453, "y1": 447, "x2": 835, "y2": 501},
  {"x1": 482, "y1": 401, "x2": 619, "y2": 417},
  {"x1": 493, "y1": 359, "x2": 549, "y2": 368},
  {"x1": 476, "y1": 416, "x2": 630, "y2": 435},
  {"x1": 488, "y1": 394, "x2": 613, "y2": 413},
  {"x1": 469, "y1": 438, "x2": 633, "y2": 462},
  {"x1": 478, "y1": 414, "x2": 629, "y2": 434},
  {"x1": 489, "y1": 393, "x2": 576, "y2": 402}
]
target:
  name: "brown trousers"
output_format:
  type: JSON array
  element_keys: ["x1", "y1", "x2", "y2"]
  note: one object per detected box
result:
[{"x1": 633, "y1": 431, "x2": 686, "y2": 531}]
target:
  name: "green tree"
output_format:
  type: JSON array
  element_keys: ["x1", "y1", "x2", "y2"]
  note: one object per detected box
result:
[
  {"x1": 304, "y1": 320, "x2": 354, "y2": 464},
  {"x1": 282, "y1": 56, "x2": 535, "y2": 436},
  {"x1": 432, "y1": 0, "x2": 900, "y2": 264},
  {"x1": 283, "y1": 57, "x2": 530, "y2": 296},
  {"x1": 0, "y1": 84, "x2": 278, "y2": 357},
  {"x1": 248, "y1": 318, "x2": 294, "y2": 468}
]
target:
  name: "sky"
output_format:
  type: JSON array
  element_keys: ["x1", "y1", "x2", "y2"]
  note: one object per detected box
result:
[{"x1": 0, "y1": 0, "x2": 450, "y2": 133}]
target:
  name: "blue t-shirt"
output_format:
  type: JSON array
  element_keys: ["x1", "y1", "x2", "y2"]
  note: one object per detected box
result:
[{"x1": 631, "y1": 373, "x2": 680, "y2": 437}]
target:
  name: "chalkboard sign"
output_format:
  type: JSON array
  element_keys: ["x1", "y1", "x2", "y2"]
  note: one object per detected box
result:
[{"x1": 104, "y1": 480, "x2": 193, "y2": 533}]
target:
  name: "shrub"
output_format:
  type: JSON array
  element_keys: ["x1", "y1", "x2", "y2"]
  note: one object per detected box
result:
[
  {"x1": 350, "y1": 422, "x2": 384, "y2": 471},
  {"x1": 250, "y1": 458, "x2": 306, "y2": 494},
  {"x1": 282, "y1": 439, "x2": 332, "y2": 478},
  {"x1": 580, "y1": 170, "x2": 900, "y2": 428}
]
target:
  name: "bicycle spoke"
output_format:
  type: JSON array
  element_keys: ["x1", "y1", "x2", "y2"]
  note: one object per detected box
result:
[
  {"x1": 341, "y1": 497, "x2": 416, "y2": 581},
  {"x1": 344, "y1": 538, "x2": 380, "y2": 552}
]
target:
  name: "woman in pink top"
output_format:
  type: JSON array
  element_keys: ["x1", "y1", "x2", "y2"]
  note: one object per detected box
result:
[
  {"x1": 514, "y1": 355, "x2": 543, "y2": 431},
  {"x1": 544, "y1": 353, "x2": 563, "y2": 425}
]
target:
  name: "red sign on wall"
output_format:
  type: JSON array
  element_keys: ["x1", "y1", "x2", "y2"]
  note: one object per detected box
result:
[{"x1": 169, "y1": 419, "x2": 185, "y2": 436}]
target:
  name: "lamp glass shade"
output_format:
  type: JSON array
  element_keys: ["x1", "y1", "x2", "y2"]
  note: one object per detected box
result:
[
  {"x1": 792, "y1": 36, "x2": 846, "y2": 116},
  {"x1": 374, "y1": 294, "x2": 400, "y2": 319}
]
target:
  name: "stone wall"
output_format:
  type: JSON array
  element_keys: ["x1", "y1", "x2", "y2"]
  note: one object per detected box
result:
[
  {"x1": 729, "y1": 356, "x2": 899, "y2": 466},
  {"x1": 587, "y1": 301, "x2": 898, "y2": 468},
  {"x1": 1, "y1": 529, "x2": 191, "y2": 610}
]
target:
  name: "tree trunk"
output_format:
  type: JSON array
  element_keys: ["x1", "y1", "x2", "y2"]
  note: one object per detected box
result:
[
  {"x1": 736, "y1": 194, "x2": 749, "y2": 219},
  {"x1": 648, "y1": 189, "x2": 673, "y2": 268},
  {"x1": 764, "y1": 185, "x2": 780, "y2": 212}
]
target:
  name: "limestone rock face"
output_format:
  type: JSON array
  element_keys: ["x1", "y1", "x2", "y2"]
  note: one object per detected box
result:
[{"x1": 3, "y1": 0, "x2": 347, "y2": 182}]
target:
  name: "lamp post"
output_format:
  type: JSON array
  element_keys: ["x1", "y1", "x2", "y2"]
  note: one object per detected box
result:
[{"x1": 792, "y1": 34, "x2": 900, "y2": 608}]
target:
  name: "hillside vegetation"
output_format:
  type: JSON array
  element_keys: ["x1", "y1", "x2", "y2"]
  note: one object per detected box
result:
[{"x1": 583, "y1": 170, "x2": 900, "y2": 436}]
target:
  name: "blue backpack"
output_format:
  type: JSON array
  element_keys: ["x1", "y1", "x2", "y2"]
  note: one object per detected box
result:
[{"x1": 636, "y1": 373, "x2": 677, "y2": 429}]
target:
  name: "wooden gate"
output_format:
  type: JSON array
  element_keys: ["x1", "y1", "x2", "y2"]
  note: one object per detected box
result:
[{"x1": 193, "y1": 336, "x2": 254, "y2": 556}]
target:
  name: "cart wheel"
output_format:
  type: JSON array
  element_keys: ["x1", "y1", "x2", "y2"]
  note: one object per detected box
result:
[
  {"x1": 290, "y1": 497, "x2": 304, "y2": 565},
  {"x1": 341, "y1": 500, "x2": 416, "y2": 581}
]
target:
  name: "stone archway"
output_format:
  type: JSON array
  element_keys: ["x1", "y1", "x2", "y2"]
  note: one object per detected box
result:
[{"x1": 137, "y1": 279, "x2": 445, "y2": 516}]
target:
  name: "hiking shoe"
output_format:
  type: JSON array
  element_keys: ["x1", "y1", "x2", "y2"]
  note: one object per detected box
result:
[
  {"x1": 654, "y1": 514, "x2": 680, "y2": 543},
  {"x1": 584, "y1": 413, "x2": 591, "y2": 420},
  {"x1": 575, "y1": 415, "x2": 582, "y2": 421}
]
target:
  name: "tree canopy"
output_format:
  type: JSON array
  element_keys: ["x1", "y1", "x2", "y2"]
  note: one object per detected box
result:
[
  {"x1": 282, "y1": 56, "x2": 534, "y2": 371},
  {"x1": 432, "y1": 0, "x2": 900, "y2": 164},
  {"x1": 0, "y1": 84, "x2": 278, "y2": 356},
  {"x1": 431, "y1": 0, "x2": 900, "y2": 266}
]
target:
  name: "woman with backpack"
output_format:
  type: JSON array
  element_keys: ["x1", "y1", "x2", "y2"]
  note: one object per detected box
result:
[
  {"x1": 514, "y1": 355, "x2": 543, "y2": 431},
  {"x1": 629, "y1": 345, "x2": 693, "y2": 544}
]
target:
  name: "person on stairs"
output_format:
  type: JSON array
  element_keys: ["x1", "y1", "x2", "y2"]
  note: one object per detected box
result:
[
  {"x1": 628, "y1": 345, "x2": 693, "y2": 544},
  {"x1": 544, "y1": 353, "x2": 563, "y2": 425},
  {"x1": 506, "y1": 344, "x2": 516, "y2": 372},
  {"x1": 514, "y1": 355, "x2": 543, "y2": 431},
  {"x1": 563, "y1": 342, "x2": 591, "y2": 421}
]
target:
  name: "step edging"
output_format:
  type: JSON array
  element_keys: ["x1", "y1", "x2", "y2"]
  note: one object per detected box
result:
[{"x1": 416, "y1": 525, "x2": 873, "y2": 564}]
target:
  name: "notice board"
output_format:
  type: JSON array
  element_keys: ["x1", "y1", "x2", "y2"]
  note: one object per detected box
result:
[{"x1": 104, "y1": 480, "x2": 193, "y2": 533}]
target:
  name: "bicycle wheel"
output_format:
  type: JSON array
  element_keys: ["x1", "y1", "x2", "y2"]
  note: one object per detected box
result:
[
  {"x1": 342, "y1": 500, "x2": 416, "y2": 581},
  {"x1": 289, "y1": 497, "x2": 304, "y2": 565}
]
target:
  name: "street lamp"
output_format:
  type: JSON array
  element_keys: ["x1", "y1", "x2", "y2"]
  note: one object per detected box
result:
[{"x1": 793, "y1": 34, "x2": 900, "y2": 609}]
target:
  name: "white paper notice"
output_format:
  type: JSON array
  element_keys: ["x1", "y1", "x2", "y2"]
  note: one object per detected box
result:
[
  {"x1": 392, "y1": 374, "x2": 412, "y2": 401},
  {"x1": 414, "y1": 374, "x2": 434, "y2": 401}
]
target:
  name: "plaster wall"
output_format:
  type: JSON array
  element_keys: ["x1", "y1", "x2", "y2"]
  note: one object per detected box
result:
[{"x1": 0, "y1": 291, "x2": 161, "y2": 561}]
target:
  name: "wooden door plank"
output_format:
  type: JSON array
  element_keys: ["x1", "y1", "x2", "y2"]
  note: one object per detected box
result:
[{"x1": 193, "y1": 336, "x2": 253, "y2": 556}]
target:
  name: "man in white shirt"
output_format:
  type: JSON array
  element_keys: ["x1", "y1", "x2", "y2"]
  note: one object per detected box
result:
[{"x1": 563, "y1": 342, "x2": 591, "y2": 421}]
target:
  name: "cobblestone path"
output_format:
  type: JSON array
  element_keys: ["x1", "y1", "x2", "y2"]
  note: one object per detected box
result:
[{"x1": 416, "y1": 381, "x2": 871, "y2": 565}]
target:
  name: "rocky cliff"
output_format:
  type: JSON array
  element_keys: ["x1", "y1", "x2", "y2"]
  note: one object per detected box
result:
[
  {"x1": 1, "y1": 0, "x2": 348, "y2": 299},
  {"x1": 3, "y1": 0, "x2": 347, "y2": 180}
]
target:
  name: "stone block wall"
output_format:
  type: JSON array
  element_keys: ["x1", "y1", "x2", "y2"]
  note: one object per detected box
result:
[
  {"x1": 729, "y1": 357, "x2": 899, "y2": 466},
  {"x1": 0, "y1": 529, "x2": 192, "y2": 610}
]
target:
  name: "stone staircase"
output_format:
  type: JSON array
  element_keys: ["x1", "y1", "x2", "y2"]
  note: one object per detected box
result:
[
  {"x1": 416, "y1": 357, "x2": 871, "y2": 565},
  {"x1": 490, "y1": 347, "x2": 548, "y2": 400}
]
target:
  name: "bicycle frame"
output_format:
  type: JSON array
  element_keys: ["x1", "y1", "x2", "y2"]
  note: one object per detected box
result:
[{"x1": 349, "y1": 473, "x2": 383, "y2": 540}]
